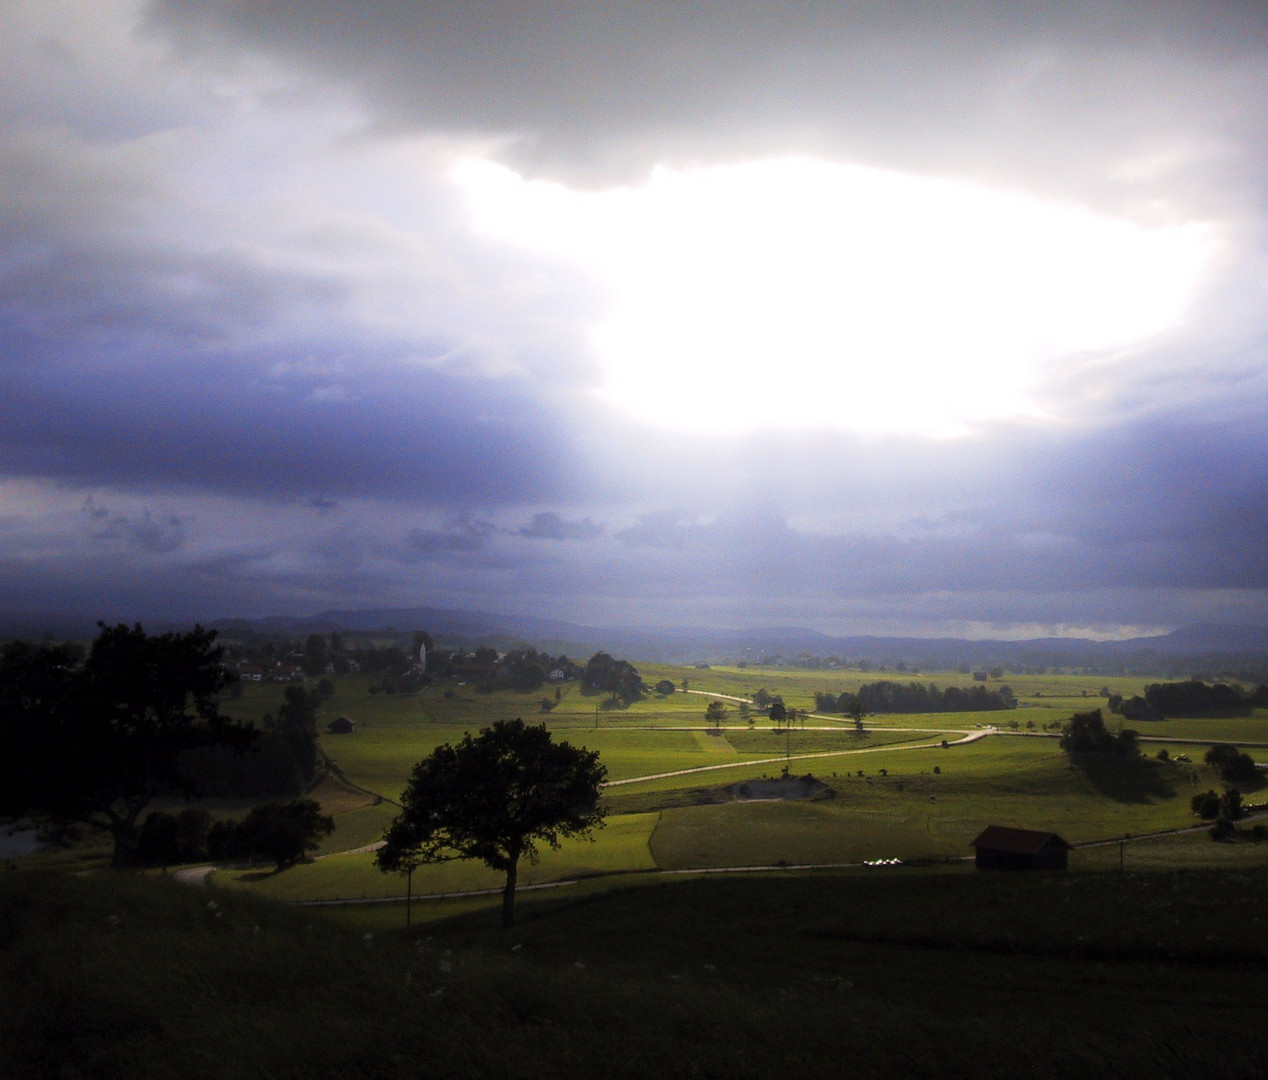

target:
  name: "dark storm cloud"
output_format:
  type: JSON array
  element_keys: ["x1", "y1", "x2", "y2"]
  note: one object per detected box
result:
[
  {"x1": 0, "y1": 1, "x2": 1265, "y2": 634},
  {"x1": 405, "y1": 515, "x2": 497, "y2": 559},
  {"x1": 146, "y1": 1, "x2": 1268, "y2": 210},
  {"x1": 0, "y1": 339, "x2": 575, "y2": 504},
  {"x1": 83, "y1": 498, "x2": 188, "y2": 554},
  {"x1": 518, "y1": 512, "x2": 604, "y2": 541}
]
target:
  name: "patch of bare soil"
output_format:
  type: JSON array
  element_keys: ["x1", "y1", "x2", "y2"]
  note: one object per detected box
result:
[{"x1": 729, "y1": 776, "x2": 830, "y2": 801}]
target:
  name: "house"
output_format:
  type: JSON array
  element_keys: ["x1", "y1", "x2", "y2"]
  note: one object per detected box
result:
[
  {"x1": 327, "y1": 716, "x2": 355, "y2": 735},
  {"x1": 970, "y1": 825, "x2": 1071, "y2": 871}
]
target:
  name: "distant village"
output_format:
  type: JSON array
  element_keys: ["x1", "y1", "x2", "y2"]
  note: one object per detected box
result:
[{"x1": 225, "y1": 631, "x2": 584, "y2": 695}]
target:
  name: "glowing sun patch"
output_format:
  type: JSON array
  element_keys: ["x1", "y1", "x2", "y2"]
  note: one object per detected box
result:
[{"x1": 454, "y1": 156, "x2": 1213, "y2": 437}]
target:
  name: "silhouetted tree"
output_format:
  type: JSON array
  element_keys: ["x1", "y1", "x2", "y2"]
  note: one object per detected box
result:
[
  {"x1": 1205, "y1": 744, "x2": 1259, "y2": 784},
  {"x1": 237, "y1": 798, "x2": 334, "y2": 869},
  {"x1": 378, "y1": 720, "x2": 605, "y2": 927},
  {"x1": 1058, "y1": 709, "x2": 1138, "y2": 757},
  {"x1": 0, "y1": 623, "x2": 255, "y2": 865},
  {"x1": 1191, "y1": 789, "x2": 1221, "y2": 819}
]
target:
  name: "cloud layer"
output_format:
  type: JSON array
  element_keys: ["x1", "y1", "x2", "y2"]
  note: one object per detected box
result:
[{"x1": 1, "y1": 1, "x2": 1266, "y2": 637}]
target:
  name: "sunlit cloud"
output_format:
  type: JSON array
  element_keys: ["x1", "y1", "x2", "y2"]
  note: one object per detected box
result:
[
  {"x1": 455, "y1": 156, "x2": 1215, "y2": 436},
  {"x1": 1, "y1": 1, "x2": 1265, "y2": 637}
]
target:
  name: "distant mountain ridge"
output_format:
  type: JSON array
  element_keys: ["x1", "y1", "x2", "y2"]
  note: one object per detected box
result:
[
  {"x1": 211, "y1": 608, "x2": 1268, "y2": 670},
  {"x1": 4, "y1": 606, "x2": 1267, "y2": 670}
]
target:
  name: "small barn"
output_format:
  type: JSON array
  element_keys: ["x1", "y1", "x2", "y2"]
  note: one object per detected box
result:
[
  {"x1": 327, "y1": 716, "x2": 355, "y2": 735},
  {"x1": 970, "y1": 825, "x2": 1071, "y2": 871}
]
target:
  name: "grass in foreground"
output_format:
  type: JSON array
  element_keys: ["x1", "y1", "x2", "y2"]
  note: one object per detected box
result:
[{"x1": 4, "y1": 866, "x2": 1268, "y2": 1079}]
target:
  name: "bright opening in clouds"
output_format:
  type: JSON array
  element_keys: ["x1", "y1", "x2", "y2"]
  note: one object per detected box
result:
[
  {"x1": 3, "y1": 0, "x2": 1267, "y2": 638},
  {"x1": 455, "y1": 156, "x2": 1215, "y2": 436}
]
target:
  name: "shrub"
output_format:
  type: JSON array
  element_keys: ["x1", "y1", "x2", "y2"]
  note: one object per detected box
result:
[
  {"x1": 1205, "y1": 744, "x2": 1259, "y2": 784},
  {"x1": 1059, "y1": 710, "x2": 1137, "y2": 756},
  {"x1": 1191, "y1": 790, "x2": 1221, "y2": 819}
]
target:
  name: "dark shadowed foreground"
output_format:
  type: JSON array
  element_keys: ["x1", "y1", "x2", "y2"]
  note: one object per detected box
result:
[{"x1": 2, "y1": 868, "x2": 1266, "y2": 1079}]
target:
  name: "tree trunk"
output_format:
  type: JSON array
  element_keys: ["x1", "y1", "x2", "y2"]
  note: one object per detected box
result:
[{"x1": 501, "y1": 857, "x2": 518, "y2": 928}]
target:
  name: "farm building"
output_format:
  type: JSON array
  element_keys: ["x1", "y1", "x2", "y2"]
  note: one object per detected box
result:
[
  {"x1": 327, "y1": 716, "x2": 355, "y2": 735},
  {"x1": 970, "y1": 826, "x2": 1071, "y2": 871}
]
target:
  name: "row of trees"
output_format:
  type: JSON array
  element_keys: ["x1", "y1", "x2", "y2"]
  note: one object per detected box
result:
[
  {"x1": 1109, "y1": 679, "x2": 1268, "y2": 721},
  {"x1": 1058, "y1": 709, "x2": 1139, "y2": 756},
  {"x1": 1191, "y1": 788, "x2": 1243, "y2": 822},
  {"x1": 1, "y1": 623, "x2": 335, "y2": 866},
  {"x1": 581, "y1": 652, "x2": 643, "y2": 705},
  {"x1": 1, "y1": 624, "x2": 257, "y2": 865},
  {"x1": 137, "y1": 799, "x2": 333, "y2": 869},
  {"x1": 1204, "y1": 743, "x2": 1259, "y2": 784}
]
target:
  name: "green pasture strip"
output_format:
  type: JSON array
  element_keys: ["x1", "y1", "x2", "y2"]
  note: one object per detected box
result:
[
  {"x1": 1125, "y1": 709, "x2": 1268, "y2": 745},
  {"x1": 1074, "y1": 824, "x2": 1268, "y2": 871},
  {"x1": 320, "y1": 722, "x2": 475, "y2": 794},
  {"x1": 719, "y1": 727, "x2": 946, "y2": 754},
  {"x1": 873, "y1": 743, "x2": 1216, "y2": 845},
  {"x1": 312, "y1": 800, "x2": 398, "y2": 856},
  {"x1": 213, "y1": 812, "x2": 658, "y2": 903},
  {"x1": 215, "y1": 850, "x2": 502, "y2": 902},
  {"x1": 562, "y1": 729, "x2": 721, "y2": 782},
  {"x1": 615, "y1": 737, "x2": 1222, "y2": 855},
  {"x1": 814, "y1": 712, "x2": 993, "y2": 731},
  {"x1": 599, "y1": 731, "x2": 952, "y2": 795},
  {"x1": 11, "y1": 866, "x2": 1268, "y2": 1079},
  {"x1": 649, "y1": 799, "x2": 957, "y2": 868}
]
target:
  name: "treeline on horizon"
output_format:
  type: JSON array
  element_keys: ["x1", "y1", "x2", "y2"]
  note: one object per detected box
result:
[
  {"x1": 1110, "y1": 679, "x2": 1268, "y2": 722},
  {"x1": 814, "y1": 680, "x2": 1017, "y2": 715}
]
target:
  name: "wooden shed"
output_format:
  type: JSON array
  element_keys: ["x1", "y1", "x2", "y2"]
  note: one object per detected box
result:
[
  {"x1": 327, "y1": 715, "x2": 355, "y2": 735},
  {"x1": 970, "y1": 826, "x2": 1071, "y2": 871}
]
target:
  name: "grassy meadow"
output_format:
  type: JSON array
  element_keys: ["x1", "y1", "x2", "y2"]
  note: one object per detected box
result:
[
  {"x1": 6, "y1": 865, "x2": 1268, "y2": 1079},
  {"x1": 199, "y1": 664, "x2": 1268, "y2": 911},
  {"x1": 9, "y1": 661, "x2": 1268, "y2": 1078}
]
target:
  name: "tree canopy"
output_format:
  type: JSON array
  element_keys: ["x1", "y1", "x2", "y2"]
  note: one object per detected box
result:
[
  {"x1": 235, "y1": 798, "x2": 334, "y2": 869},
  {"x1": 377, "y1": 719, "x2": 605, "y2": 927},
  {"x1": 1205, "y1": 743, "x2": 1259, "y2": 784},
  {"x1": 581, "y1": 652, "x2": 643, "y2": 704},
  {"x1": 0, "y1": 623, "x2": 255, "y2": 865},
  {"x1": 1058, "y1": 709, "x2": 1138, "y2": 756}
]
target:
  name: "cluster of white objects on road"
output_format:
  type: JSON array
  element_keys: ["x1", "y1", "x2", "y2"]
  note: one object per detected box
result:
[{"x1": 864, "y1": 858, "x2": 903, "y2": 867}]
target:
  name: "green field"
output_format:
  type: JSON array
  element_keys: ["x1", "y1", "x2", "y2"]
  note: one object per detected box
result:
[
  {"x1": 201, "y1": 666, "x2": 1268, "y2": 908},
  {"x1": 10, "y1": 662, "x2": 1268, "y2": 1078},
  {"x1": 8, "y1": 865, "x2": 1268, "y2": 1079}
]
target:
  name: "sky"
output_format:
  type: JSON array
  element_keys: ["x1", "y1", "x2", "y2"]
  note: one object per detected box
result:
[{"x1": 2, "y1": 0, "x2": 1267, "y2": 640}]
